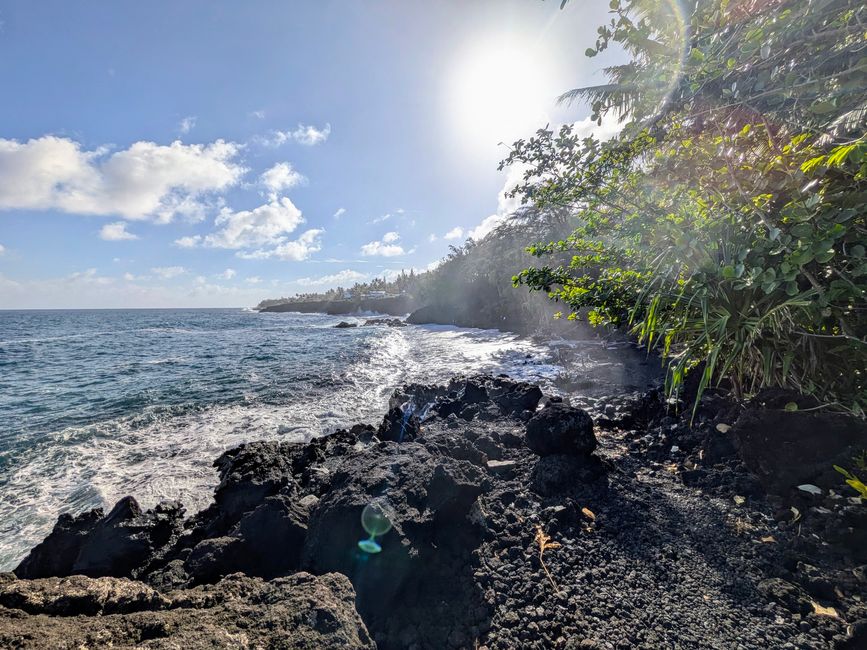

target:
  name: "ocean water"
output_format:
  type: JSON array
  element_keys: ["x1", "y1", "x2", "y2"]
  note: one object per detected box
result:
[{"x1": 0, "y1": 308, "x2": 565, "y2": 570}]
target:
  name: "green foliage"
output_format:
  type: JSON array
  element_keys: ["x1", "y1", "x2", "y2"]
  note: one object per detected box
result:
[
  {"x1": 834, "y1": 465, "x2": 867, "y2": 500},
  {"x1": 505, "y1": 0, "x2": 867, "y2": 413}
]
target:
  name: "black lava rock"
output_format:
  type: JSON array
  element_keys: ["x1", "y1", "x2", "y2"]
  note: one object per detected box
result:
[{"x1": 526, "y1": 403, "x2": 596, "y2": 456}]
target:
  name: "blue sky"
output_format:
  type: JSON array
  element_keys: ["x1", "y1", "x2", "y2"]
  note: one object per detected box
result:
[{"x1": 0, "y1": 0, "x2": 617, "y2": 308}]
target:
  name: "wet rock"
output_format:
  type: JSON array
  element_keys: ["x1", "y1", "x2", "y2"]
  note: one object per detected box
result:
[
  {"x1": 15, "y1": 498, "x2": 184, "y2": 580},
  {"x1": 526, "y1": 404, "x2": 596, "y2": 457},
  {"x1": 362, "y1": 318, "x2": 407, "y2": 327},
  {"x1": 13, "y1": 508, "x2": 103, "y2": 579},
  {"x1": 378, "y1": 406, "x2": 420, "y2": 442},
  {"x1": 334, "y1": 321, "x2": 358, "y2": 328},
  {"x1": 302, "y1": 442, "x2": 487, "y2": 647},
  {"x1": 0, "y1": 572, "x2": 375, "y2": 649},
  {"x1": 488, "y1": 379, "x2": 543, "y2": 415},
  {"x1": 211, "y1": 441, "x2": 299, "y2": 527}
]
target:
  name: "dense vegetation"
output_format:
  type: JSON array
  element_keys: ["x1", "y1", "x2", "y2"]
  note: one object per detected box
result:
[
  {"x1": 502, "y1": 0, "x2": 866, "y2": 413},
  {"x1": 257, "y1": 210, "x2": 574, "y2": 334}
]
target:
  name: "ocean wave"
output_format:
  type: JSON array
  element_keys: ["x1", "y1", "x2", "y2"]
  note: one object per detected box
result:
[{"x1": 0, "y1": 310, "x2": 566, "y2": 570}]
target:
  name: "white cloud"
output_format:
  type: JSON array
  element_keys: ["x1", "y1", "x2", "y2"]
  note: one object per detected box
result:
[
  {"x1": 296, "y1": 269, "x2": 368, "y2": 287},
  {"x1": 467, "y1": 163, "x2": 525, "y2": 241},
  {"x1": 0, "y1": 271, "x2": 271, "y2": 309},
  {"x1": 361, "y1": 231, "x2": 406, "y2": 257},
  {"x1": 369, "y1": 213, "x2": 391, "y2": 224},
  {"x1": 174, "y1": 235, "x2": 202, "y2": 248},
  {"x1": 246, "y1": 276, "x2": 262, "y2": 284},
  {"x1": 333, "y1": 207, "x2": 346, "y2": 219},
  {"x1": 205, "y1": 197, "x2": 305, "y2": 249},
  {"x1": 0, "y1": 136, "x2": 245, "y2": 223},
  {"x1": 151, "y1": 266, "x2": 187, "y2": 279},
  {"x1": 288, "y1": 123, "x2": 331, "y2": 146},
  {"x1": 99, "y1": 221, "x2": 138, "y2": 241},
  {"x1": 572, "y1": 112, "x2": 623, "y2": 142},
  {"x1": 0, "y1": 243, "x2": 5, "y2": 255},
  {"x1": 428, "y1": 233, "x2": 438, "y2": 243},
  {"x1": 237, "y1": 228, "x2": 324, "y2": 261},
  {"x1": 178, "y1": 116, "x2": 197, "y2": 134},
  {"x1": 260, "y1": 162, "x2": 305, "y2": 195},
  {"x1": 249, "y1": 110, "x2": 265, "y2": 119},
  {"x1": 178, "y1": 196, "x2": 323, "y2": 261},
  {"x1": 259, "y1": 123, "x2": 331, "y2": 147},
  {"x1": 216, "y1": 268, "x2": 236, "y2": 280},
  {"x1": 444, "y1": 226, "x2": 464, "y2": 240}
]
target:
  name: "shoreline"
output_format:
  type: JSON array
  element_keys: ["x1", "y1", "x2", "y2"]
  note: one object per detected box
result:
[{"x1": 3, "y1": 374, "x2": 865, "y2": 648}]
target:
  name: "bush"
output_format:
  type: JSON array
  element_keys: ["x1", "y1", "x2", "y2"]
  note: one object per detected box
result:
[{"x1": 503, "y1": 0, "x2": 867, "y2": 413}]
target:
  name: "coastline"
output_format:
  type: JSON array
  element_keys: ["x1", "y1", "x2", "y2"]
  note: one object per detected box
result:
[{"x1": 3, "y1": 374, "x2": 865, "y2": 648}]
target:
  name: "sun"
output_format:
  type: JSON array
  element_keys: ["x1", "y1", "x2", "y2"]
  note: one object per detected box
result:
[{"x1": 448, "y1": 35, "x2": 556, "y2": 155}]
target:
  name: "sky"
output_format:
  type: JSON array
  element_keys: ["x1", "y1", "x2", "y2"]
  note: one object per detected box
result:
[{"x1": 0, "y1": 0, "x2": 619, "y2": 308}]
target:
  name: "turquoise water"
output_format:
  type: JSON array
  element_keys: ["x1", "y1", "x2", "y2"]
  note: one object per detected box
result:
[{"x1": 0, "y1": 308, "x2": 561, "y2": 569}]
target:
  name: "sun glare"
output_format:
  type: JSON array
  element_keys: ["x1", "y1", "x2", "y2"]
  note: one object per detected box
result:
[{"x1": 448, "y1": 36, "x2": 556, "y2": 154}]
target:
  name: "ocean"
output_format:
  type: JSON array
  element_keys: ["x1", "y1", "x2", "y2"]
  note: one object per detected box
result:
[{"x1": 0, "y1": 308, "x2": 567, "y2": 570}]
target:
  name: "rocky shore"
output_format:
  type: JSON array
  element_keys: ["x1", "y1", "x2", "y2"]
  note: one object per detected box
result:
[{"x1": 3, "y1": 375, "x2": 866, "y2": 649}]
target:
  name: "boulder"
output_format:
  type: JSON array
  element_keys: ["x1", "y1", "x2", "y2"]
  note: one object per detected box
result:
[
  {"x1": 13, "y1": 509, "x2": 103, "y2": 579},
  {"x1": 733, "y1": 409, "x2": 867, "y2": 494},
  {"x1": 526, "y1": 403, "x2": 597, "y2": 456},
  {"x1": 377, "y1": 406, "x2": 420, "y2": 442},
  {"x1": 15, "y1": 498, "x2": 184, "y2": 580},
  {"x1": 334, "y1": 321, "x2": 358, "y2": 328},
  {"x1": 530, "y1": 455, "x2": 605, "y2": 496},
  {"x1": 0, "y1": 572, "x2": 375, "y2": 649},
  {"x1": 302, "y1": 442, "x2": 488, "y2": 643},
  {"x1": 211, "y1": 441, "x2": 299, "y2": 527},
  {"x1": 185, "y1": 494, "x2": 312, "y2": 584},
  {"x1": 361, "y1": 318, "x2": 406, "y2": 327}
]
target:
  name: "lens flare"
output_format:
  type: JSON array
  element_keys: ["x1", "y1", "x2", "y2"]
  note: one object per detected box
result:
[{"x1": 358, "y1": 499, "x2": 394, "y2": 554}]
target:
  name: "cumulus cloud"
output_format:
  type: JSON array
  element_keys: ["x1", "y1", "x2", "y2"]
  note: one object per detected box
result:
[
  {"x1": 204, "y1": 197, "x2": 305, "y2": 249},
  {"x1": 234, "y1": 228, "x2": 323, "y2": 261},
  {"x1": 0, "y1": 243, "x2": 5, "y2": 255},
  {"x1": 260, "y1": 162, "x2": 305, "y2": 195},
  {"x1": 333, "y1": 207, "x2": 346, "y2": 219},
  {"x1": 216, "y1": 268, "x2": 236, "y2": 280},
  {"x1": 99, "y1": 221, "x2": 138, "y2": 241},
  {"x1": 259, "y1": 123, "x2": 331, "y2": 147},
  {"x1": 361, "y1": 231, "x2": 406, "y2": 257},
  {"x1": 178, "y1": 116, "x2": 197, "y2": 134},
  {"x1": 444, "y1": 226, "x2": 464, "y2": 240},
  {"x1": 0, "y1": 136, "x2": 245, "y2": 223},
  {"x1": 151, "y1": 266, "x2": 187, "y2": 279},
  {"x1": 296, "y1": 269, "x2": 367, "y2": 287},
  {"x1": 176, "y1": 197, "x2": 323, "y2": 261}
]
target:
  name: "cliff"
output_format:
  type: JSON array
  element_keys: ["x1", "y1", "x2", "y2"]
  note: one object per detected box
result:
[{"x1": 259, "y1": 295, "x2": 416, "y2": 316}]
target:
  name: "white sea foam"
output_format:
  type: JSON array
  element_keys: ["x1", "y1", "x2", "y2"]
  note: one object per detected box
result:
[{"x1": 0, "y1": 321, "x2": 562, "y2": 570}]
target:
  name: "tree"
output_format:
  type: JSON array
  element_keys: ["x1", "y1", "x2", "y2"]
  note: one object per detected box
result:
[{"x1": 504, "y1": 0, "x2": 867, "y2": 412}]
